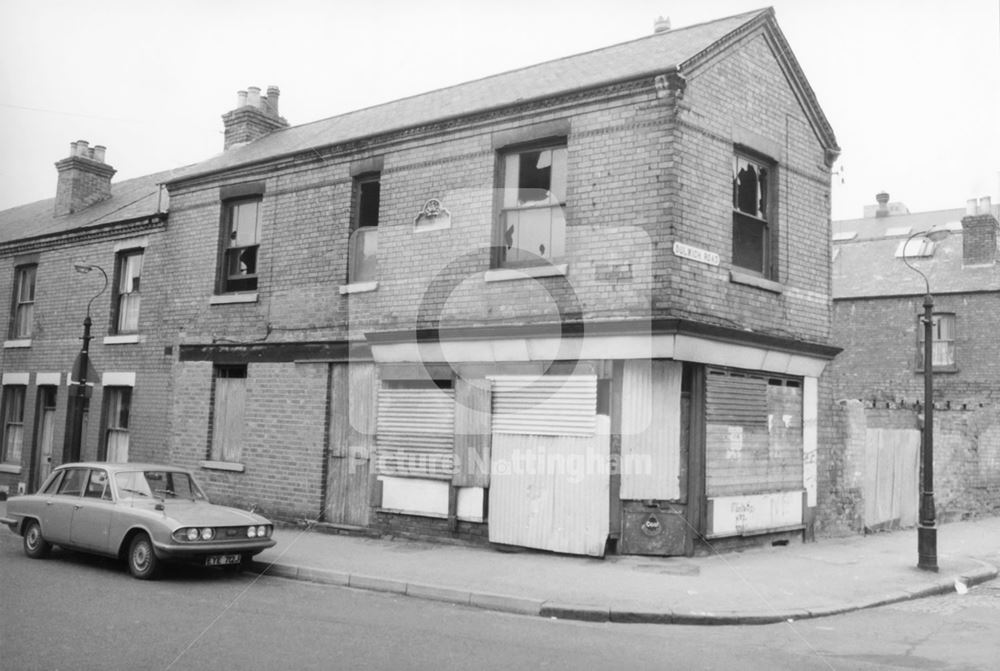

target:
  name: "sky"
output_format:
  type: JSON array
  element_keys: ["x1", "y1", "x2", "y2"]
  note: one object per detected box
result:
[{"x1": 0, "y1": 0, "x2": 998, "y2": 221}]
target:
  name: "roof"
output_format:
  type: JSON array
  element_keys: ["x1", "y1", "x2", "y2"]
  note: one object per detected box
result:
[
  {"x1": 0, "y1": 166, "x2": 192, "y2": 246},
  {"x1": 169, "y1": 7, "x2": 837, "y2": 184},
  {"x1": 832, "y1": 206, "x2": 1000, "y2": 299}
]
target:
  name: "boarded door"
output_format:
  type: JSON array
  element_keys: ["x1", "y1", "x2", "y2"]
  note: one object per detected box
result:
[
  {"x1": 488, "y1": 375, "x2": 609, "y2": 557},
  {"x1": 325, "y1": 363, "x2": 377, "y2": 526},
  {"x1": 863, "y1": 428, "x2": 919, "y2": 531}
]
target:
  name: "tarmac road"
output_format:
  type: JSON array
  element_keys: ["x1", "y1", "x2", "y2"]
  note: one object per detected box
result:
[{"x1": 4, "y1": 530, "x2": 1000, "y2": 670}]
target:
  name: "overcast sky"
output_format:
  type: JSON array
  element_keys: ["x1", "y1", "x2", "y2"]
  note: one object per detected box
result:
[{"x1": 1, "y1": 0, "x2": 997, "y2": 221}]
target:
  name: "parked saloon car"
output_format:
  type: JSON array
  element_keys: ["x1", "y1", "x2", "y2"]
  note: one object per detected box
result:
[{"x1": 1, "y1": 462, "x2": 275, "y2": 579}]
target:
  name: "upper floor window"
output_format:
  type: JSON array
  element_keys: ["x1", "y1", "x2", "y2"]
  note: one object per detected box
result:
[
  {"x1": 10, "y1": 264, "x2": 36, "y2": 339},
  {"x1": 348, "y1": 175, "x2": 380, "y2": 284},
  {"x1": 732, "y1": 153, "x2": 776, "y2": 278},
  {"x1": 496, "y1": 143, "x2": 567, "y2": 268},
  {"x1": 917, "y1": 313, "x2": 956, "y2": 371},
  {"x1": 1, "y1": 385, "x2": 26, "y2": 464},
  {"x1": 112, "y1": 250, "x2": 143, "y2": 333},
  {"x1": 221, "y1": 198, "x2": 261, "y2": 293}
]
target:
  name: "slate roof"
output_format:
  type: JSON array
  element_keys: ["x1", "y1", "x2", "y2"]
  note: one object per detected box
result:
[
  {"x1": 0, "y1": 166, "x2": 192, "y2": 245},
  {"x1": 170, "y1": 7, "x2": 836, "y2": 184},
  {"x1": 832, "y1": 207, "x2": 1000, "y2": 299}
]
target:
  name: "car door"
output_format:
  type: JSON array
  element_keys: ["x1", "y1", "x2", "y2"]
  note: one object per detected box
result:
[
  {"x1": 42, "y1": 467, "x2": 88, "y2": 545},
  {"x1": 69, "y1": 468, "x2": 116, "y2": 553}
]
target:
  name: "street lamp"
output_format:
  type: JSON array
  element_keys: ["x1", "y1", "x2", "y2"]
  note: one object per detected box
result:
[
  {"x1": 900, "y1": 226, "x2": 951, "y2": 572},
  {"x1": 67, "y1": 263, "x2": 108, "y2": 462}
]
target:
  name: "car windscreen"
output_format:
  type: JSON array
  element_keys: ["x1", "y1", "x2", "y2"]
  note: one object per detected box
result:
[{"x1": 115, "y1": 471, "x2": 207, "y2": 501}]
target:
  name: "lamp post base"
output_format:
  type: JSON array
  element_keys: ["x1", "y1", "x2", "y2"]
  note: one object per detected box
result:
[{"x1": 917, "y1": 525, "x2": 938, "y2": 572}]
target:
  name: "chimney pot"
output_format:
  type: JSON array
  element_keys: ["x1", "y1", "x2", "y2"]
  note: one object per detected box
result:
[
  {"x1": 967, "y1": 198, "x2": 978, "y2": 215},
  {"x1": 653, "y1": 16, "x2": 671, "y2": 33},
  {"x1": 237, "y1": 90, "x2": 248, "y2": 107},
  {"x1": 76, "y1": 140, "x2": 90, "y2": 157},
  {"x1": 979, "y1": 196, "x2": 992, "y2": 214},
  {"x1": 266, "y1": 85, "x2": 280, "y2": 116},
  {"x1": 93, "y1": 145, "x2": 107, "y2": 163},
  {"x1": 875, "y1": 191, "x2": 890, "y2": 217},
  {"x1": 247, "y1": 86, "x2": 261, "y2": 108}
]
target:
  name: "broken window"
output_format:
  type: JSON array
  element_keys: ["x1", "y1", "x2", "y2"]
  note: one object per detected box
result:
[
  {"x1": 10, "y1": 264, "x2": 36, "y2": 339},
  {"x1": 112, "y1": 249, "x2": 143, "y2": 333},
  {"x1": 221, "y1": 198, "x2": 261, "y2": 293},
  {"x1": 917, "y1": 313, "x2": 956, "y2": 370},
  {"x1": 732, "y1": 153, "x2": 775, "y2": 277},
  {"x1": 495, "y1": 143, "x2": 567, "y2": 268},
  {"x1": 348, "y1": 175, "x2": 380, "y2": 283}
]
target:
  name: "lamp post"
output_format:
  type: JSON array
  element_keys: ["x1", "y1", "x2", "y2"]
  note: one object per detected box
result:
[
  {"x1": 67, "y1": 263, "x2": 108, "y2": 462},
  {"x1": 901, "y1": 227, "x2": 950, "y2": 572}
]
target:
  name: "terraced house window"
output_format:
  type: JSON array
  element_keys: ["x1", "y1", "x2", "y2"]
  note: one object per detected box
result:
[
  {"x1": 1, "y1": 385, "x2": 26, "y2": 464},
  {"x1": 732, "y1": 152, "x2": 776, "y2": 278},
  {"x1": 917, "y1": 313, "x2": 956, "y2": 371},
  {"x1": 113, "y1": 250, "x2": 143, "y2": 333},
  {"x1": 348, "y1": 174, "x2": 380, "y2": 284},
  {"x1": 496, "y1": 143, "x2": 567, "y2": 268},
  {"x1": 10, "y1": 264, "x2": 36, "y2": 339},
  {"x1": 221, "y1": 197, "x2": 261, "y2": 292},
  {"x1": 102, "y1": 387, "x2": 131, "y2": 462}
]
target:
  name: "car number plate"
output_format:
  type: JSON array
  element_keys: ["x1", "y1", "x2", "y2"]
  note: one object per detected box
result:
[{"x1": 205, "y1": 554, "x2": 241, "y2": 566}]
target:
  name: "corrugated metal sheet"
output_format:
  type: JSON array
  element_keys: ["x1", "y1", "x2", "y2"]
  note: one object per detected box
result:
[
  {"x1": 376, "y1": 387, "x2": 455, "y2": 480},
  {"x1": 705, "y1": 368, "x2": 803, "y2": 498},
  {"x1": 620, "y1": 360, "x2": 683, "y2": 500},
  {"x1": 453, "y1": 377, "x2": 492, "y2": 488},
  {"x1": 490, "y1": 375, "x2": 596, "y2": 436},
  {"x1": 488, "y1": 416, "x2": 610, "y2": 557}
]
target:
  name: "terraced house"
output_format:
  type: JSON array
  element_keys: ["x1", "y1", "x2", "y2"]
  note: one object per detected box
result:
[{"x1": 1, "y1": 8, "x2": 842, "y2": 557}]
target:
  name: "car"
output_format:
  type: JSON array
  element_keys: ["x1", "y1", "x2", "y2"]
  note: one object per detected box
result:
[{"x1": 1, "y1": 462, "x2": 276, "y2": 579}]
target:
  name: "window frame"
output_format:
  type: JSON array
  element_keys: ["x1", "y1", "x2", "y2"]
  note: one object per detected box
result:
[
  {"x1": 493, "y1": 139, "x2": 568, "y2": 269},
  {"x1": 10, "y1": 263, "x2": 37, "y2": 339},
  {"x1": 347, "y1": 173, "x2": 380, "y2": 284},
  {"x1": 0, "y1": 385, "x2": 26, "y2": 464},
  {"x1": 111, "y1": 248, "x2": 144, "y2": 334},
  {"x1": 731, "y1": 149, "x2": 778, "y2": 280},
  {"x1": 219, "y1": 196, "x2": 262, "y2": 294},
  {"x1": 916, "y1": 312, "x2": 957, "y2": 373},
  {"x1": 100, "y1": 386, "x2": 132, "y2": 462}
]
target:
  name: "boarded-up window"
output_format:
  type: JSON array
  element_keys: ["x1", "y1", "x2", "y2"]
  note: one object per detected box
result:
[
  {"x1": 490, "y1": 375, "x2": 596, "y2": 437},
  {"x1": 705, "y1": 369, "x2": 802, "y2": 498},
  {"x1": 211, "y1": 365, "x2": 247, "y2": 463},
  {"x1": 376, "y1": 382, "x2": 455, "y2": 480}
]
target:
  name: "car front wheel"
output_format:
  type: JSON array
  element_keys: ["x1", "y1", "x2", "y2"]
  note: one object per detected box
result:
[
  {"x1": 127, "y1": 533, "x2": 161, "y2": 580},
  {"x1": 23, "y1": 520, "x2": 51, "y2": 559}
]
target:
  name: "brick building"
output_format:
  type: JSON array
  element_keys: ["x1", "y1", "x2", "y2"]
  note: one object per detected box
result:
[
  {"x1": 1, "y1": 8, "x2": 845, "y2": 556},
  {"x1": 823, "y1": 194, "x2": 1000, "y2": 531},
  {"x1": 0, "y1": 142, "x2": 178, "y2": 497}
]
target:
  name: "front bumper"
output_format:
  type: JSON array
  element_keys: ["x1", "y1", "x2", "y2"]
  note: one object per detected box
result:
[
  {"x1": 152, "y1": 537, "x2": 276, "y2": 560},
  {"x1": 1, "y1": 515, "x2": 18, "y2": 533}
]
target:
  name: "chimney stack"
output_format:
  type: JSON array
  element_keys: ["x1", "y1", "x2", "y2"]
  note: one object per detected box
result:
[
  {"x1": 54, "y1": 140, "x2": 116, "y2": 216},
  {"x1": 222, "y1": 84, "x2": 289, "y2": 151},
  {"x1": 961, "y1": 196, "x2": 998, "y2": 266},
  {"x1": 875, "y1": 191, "x2": 890, "y2": 218}
]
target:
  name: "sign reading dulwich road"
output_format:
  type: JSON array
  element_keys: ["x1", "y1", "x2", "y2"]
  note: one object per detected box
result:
[{"x1": 673, "y1": 241, "x2": 720, "y2": 267}]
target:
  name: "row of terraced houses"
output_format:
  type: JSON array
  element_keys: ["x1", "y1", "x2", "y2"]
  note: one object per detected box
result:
[{"x1": 2, "y1": 9, "x2": 996, "y2": 557}]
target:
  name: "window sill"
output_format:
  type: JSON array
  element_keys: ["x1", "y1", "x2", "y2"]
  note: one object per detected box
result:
[
  {"x1": 916, "y1": 367, "x2": 958, "y2": 375},
  {"x1": 210, "y1": 293, "x2": 258, "y2": 305},
  {"x1": 339, "y1": 281, "x2": 378, "y2": 295},
  {"x1": 103, "y1": 334, "x2": 140, "y2": 345},
  {"x1": 729, "y1": 270, "x2": 783, "y2": 294},
  {"x1": 485, "y1": 264, "x2": 568, "y2": 283},
  {"x1": 199, "y1": 460, "x2": 245, "y2": 473},
  {"x1": 3, "y1": 339, "x2": 31, "y2": 349},
  {"x1": 0, "y1": 464, "x2": 22, "y2": 474}
]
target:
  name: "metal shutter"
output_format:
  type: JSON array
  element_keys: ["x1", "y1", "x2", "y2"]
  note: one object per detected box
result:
[
  {"x1": 376, "y1": 387, "x2": 455, "y2": 480},
  {"x1": 490, "y1": 375, "x2": 596, "y2": 437}
]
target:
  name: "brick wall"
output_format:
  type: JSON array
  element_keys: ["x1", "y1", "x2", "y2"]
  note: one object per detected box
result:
[{"x1": 829, "y1": 293, "x2": 1000, "y2": 406}]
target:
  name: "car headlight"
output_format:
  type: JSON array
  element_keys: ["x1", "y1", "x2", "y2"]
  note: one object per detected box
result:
[
  {"x1": 246, "y1": 526, "x2": 257, "y2": 538},
  {"x1": 200, "y1": 527, "x2": 215, "y2": 541},
  {"x1": 257, "y1": 525, "x2": 268, "y2": 538},
  {"x1": 186, "y1": 528, "x2": 199, "y2": 541}
]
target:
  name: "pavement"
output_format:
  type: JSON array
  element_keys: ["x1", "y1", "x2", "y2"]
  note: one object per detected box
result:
[
  {"x1": 244, "y1": 516, "x2": 1000, "y2": 625},
  {"x1": 3, "y1": 494, "x2": 997, "y2": 625}
]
